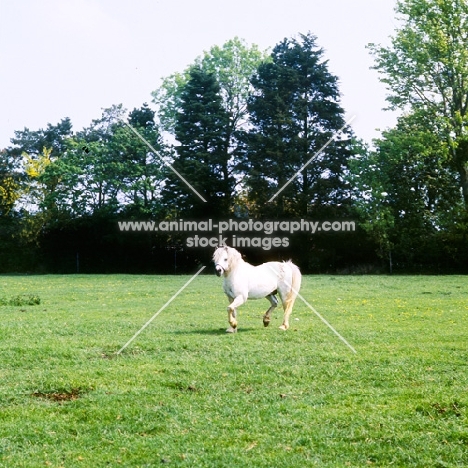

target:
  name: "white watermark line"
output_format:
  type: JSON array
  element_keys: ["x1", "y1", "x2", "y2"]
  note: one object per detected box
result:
[
  {"x1": 121, "y1": 120, "x2": 207, "y2": 203},
  {"x1": 268, "y1": 115, "x2": 357, "y2": 202},
  {"x1": 296, "y1": 290, "x2": 357, "y2": 354},
  {"x1": 116, "y1": 266, "x2": 206, "y2": 355},
  {"x1": 266, "y1": 264, "x2": 357, "y2": 354}
]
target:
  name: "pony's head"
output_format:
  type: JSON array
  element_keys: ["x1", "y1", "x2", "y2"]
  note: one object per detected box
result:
[{"x1": 213, "y1": 246, "x2": 242, "y2": 276}]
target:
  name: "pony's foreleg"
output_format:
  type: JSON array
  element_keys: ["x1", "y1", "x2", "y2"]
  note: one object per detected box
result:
[
  {"x1": 226, "y1": 295, "x2": 245, "y2": 333},
  {"x1": 263, "y1": 294, "x2": 278, "y2": 327},
  {"x1": 226, "y1": 295, "x2": 237, "y2": 333}
]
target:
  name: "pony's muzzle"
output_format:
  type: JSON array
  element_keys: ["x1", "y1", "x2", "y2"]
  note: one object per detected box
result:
[{"x1": 215, "y1": 266, "x2": 224, "y2": 277}]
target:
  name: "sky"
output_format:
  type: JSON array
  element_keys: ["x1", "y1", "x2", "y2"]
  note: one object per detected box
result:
[{"x1": 0, "y1": 0, "x2": 400, "y2": 149}]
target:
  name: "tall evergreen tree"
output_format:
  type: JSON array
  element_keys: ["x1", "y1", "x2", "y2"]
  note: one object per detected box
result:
[
  {"x1": 244, "y1": 33, "x2": 354, "y2": 217},
  {"x1": 162, "y1": 67, "x2": 232, "y2": 217}
]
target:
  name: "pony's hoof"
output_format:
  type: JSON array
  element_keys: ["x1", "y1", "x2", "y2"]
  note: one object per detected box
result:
[
  {"x1": 279, "y1": 324, "x2": 288, "y2": 331},
  {"x1": 263, "y1": 319, "x2": 270, "y2": 327},
  {"x1": 226, "y1": 327, "x2": 237, "y2": 333}
]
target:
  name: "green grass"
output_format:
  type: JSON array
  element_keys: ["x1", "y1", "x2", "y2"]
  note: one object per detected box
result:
[{"x1": 0, "y1": 274, "x2": 466, "y2": 467}]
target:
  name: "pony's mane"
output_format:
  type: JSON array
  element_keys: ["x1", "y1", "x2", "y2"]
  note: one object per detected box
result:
[{"x1": 226, "y1": 246, "x2": 242, "y2": 268}]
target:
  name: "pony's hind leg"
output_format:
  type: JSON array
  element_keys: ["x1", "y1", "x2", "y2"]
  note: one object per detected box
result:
[
  {"x1": 279, "y1": 288, "x2": 300, "y2": 331},
  {"x1": 263, "y1": 294, "x2": 278, "y2": 327},
  {"x1": 279, "y1": 301, "x2": 294, "y2": 331}
]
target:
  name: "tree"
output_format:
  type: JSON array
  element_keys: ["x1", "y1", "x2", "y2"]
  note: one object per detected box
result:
[
  {"x1": 4, "y1": 117, "x2": 74, "y2": 211},
  {"x1": 152, "y1": 39, "x2": 267, "y2": 213},
  {"x1": 152, "y1": 37, "x2": 266, "y2": 135},
  {"x1": 43, "y1": 104, "x2": 165, "y2": 217},
  {"x1": 196, "y1": 37, "x2": 267, "y2": 132},
  {"x1": 161, "y1": 67, "x2": 232, "y2": 217},
  {"x1": 244, "y1": 33, "x2": 354, "y2": 217},
  {"x1": 350, "y1": 112, "x2": 462, "y2": 271},
  {"x1": 112, "y1": 104, "x2": 165, "y2": 214},
  {"x1": 368, "y1": 0, "x2": 468, "y2": 209},
  {"x1": 0, "y1": 119, "x2": 75, "y2": 249},
  {"x1": 0, "y1": 149, "x2": 32, "y2": 271},
  {"x1": 8, "y1": 118, "x2": 73, "y2": 160},
  {"x1": 55, "y1": 105, "x2": 126, "y2": 215},
  {"x1": 0, "y1": 148, "x2": 23, "y2": 271},
  {"x1": 0, "y1": 150, "x2": 21, "y2": 217}
]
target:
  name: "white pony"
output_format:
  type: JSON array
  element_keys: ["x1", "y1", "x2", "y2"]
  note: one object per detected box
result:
[{"x1": 213, "y1": 246, "x2": 302, "y2": 333}]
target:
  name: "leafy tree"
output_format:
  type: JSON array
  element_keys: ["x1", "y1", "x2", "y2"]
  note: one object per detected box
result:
[
  {"x1": 4, "y1": 117, "x2": 74, "y2": 212},
  {"x1": 8, "y1": 118, "x2": 73, "y2": 160},
  {"x1": 244, "y1": 33, "x2": 354, "y2": 217},
  {"x1": 0, "y1": 150, "x2": 21, "y2": 217},
  {"x1": 368, "y1": 0, "x2": 468, "y2": 209},
  {"x1": 112, "y1": 104, "x2": 165, "y2": 214},
  {"x1": 16, "y1": 147, "x2": 56, "y2": 245},
  {"x1": 350, "y1": 112, "x2": 462, "y2": 270},
  {"x1": 0, "y1": 148, "x2": 24, "y2": 271},
  {"x1": 152, "y1": 37, "x2": 266, "y2": 135},
  {"x1": 195, "y1": 37, "x2": 267, "y2": 132},
  {"x1": 161, "y1": 67, "x2": 232, "y2": 217},
  {"x1": 53, "y1": 105, "x2": 126, "y2": 215},
  {"x1": 23, "y1": 146, "x2": 54, "y2": 209},
  {"x1": 48, "y1": 104, "x2": 165, "y2": 217},
  {"x1": 0, "y1": 119, "x2": 75, "y2": 250}
]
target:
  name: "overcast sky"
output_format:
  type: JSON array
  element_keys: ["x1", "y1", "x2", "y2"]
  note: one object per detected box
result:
[{"x1": 0, "y1": 0, "x2": 399, "y2": 149}]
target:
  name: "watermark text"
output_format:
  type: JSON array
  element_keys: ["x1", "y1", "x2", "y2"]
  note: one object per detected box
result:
[{"x1": 118, "y1": 219, "x2": 356, "y2": 250}]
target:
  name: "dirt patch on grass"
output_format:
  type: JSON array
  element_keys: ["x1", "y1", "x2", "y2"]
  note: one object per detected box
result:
[
  {"x1": 416, "y1": 401, "x2": 464, "y2": 419},
  {"x1": 31, "y1": 387, "x2": 83, "y2": 402}
]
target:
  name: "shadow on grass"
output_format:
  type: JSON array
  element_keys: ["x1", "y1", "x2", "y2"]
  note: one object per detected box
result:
[
  {"x1": 99, "y1": 328, "x2": 261, "y2": 358},
  {"x1": 170, "y1": 327, "x2": 258, "y2": 335}
]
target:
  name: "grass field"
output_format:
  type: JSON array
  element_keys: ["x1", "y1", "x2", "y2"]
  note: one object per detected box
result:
[{"x1": 0, "y1": 273, "x2": 466, "y2": 467}]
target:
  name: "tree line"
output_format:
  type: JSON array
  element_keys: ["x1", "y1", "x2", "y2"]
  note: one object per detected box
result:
[{"x1": 1, "y1": 0, "x2": 467, "y2": 274}]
